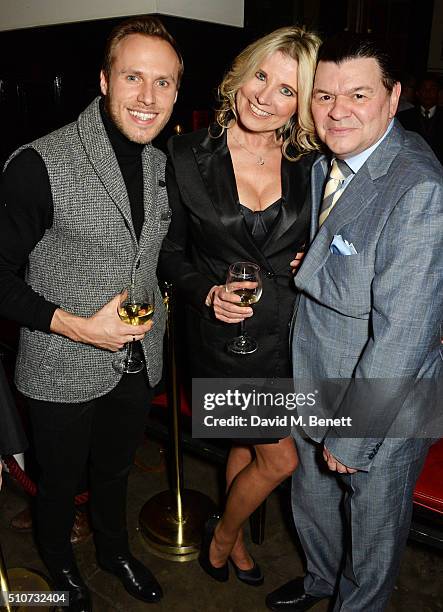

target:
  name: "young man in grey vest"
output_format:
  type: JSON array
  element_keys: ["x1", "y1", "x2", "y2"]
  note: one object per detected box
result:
[{"x1": 0, "y1": 16, "x2": 183, "y2": 611}]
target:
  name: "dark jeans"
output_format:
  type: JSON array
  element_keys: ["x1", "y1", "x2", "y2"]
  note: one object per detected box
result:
[{"x1": 27, "y1": 372, "x2": 153, "y2": 571}]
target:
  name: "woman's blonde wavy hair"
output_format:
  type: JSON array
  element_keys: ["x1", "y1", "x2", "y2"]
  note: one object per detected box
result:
[{"x1": 215, "y1": 26, "x2": 322, "y2": 160}]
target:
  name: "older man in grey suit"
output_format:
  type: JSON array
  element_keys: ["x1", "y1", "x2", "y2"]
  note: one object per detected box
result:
[{"x1": 266, "y1": 37, "x2": 443, "y2": 612}]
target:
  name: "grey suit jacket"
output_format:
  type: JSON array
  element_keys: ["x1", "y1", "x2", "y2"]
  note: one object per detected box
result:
[{"x1": 292, "y1": 121, "x2": 443, "y2": 469}]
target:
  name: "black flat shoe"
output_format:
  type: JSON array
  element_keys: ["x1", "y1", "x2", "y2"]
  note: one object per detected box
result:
[
  {"x1": 50, "y1": 565, "x2": 92, "y2": 612},
  {"x1": 230, "y1": 556, "x2": 264, "y2": 586},
  {"x1": 265, "y1": 577, "x2": 328, "y2": 611},
  {"x1": 198, "y1": 515, "x2": 229, "y2": 582},
  {"x1": 98, "y1": 552, "x2": 163, "y2": 603}
]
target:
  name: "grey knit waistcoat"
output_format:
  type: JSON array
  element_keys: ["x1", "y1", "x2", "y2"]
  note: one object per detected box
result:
[{"x1": 6, "y1": 97, "x2": 170, "y2": 403}]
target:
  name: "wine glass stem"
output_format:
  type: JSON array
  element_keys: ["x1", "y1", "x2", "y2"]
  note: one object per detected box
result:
[
  {"x1": 239, "y1": 319, "x2": 246, "y2": 338},
  {"x1": 126, "y1": 339, "x2": 134, "y2": 363}
]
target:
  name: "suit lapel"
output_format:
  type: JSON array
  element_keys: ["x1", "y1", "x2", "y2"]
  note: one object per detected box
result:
[
  {"x1": 318, "y1": 165, "x2": 377, "y2": 236},
  {"x1": 261, "y1": 153, "x2": 313, "y2": 252},
  {"x1": 296, "y1": 124, "x2": 404, "y2": 288},
  {"x1": 310, "y1": 154, "x2": 329, "y2": 240},
  {"x1": 77, "y1": 98, "x2": 136, "y2": 244},
  {"x1": 139, "y1": 143, "x2": 157, "y2": 252},
  {"x1": 297, "y1": 168, "x2": 377, "y2": 289},
  {"x1": 193, "y1": 130, "x2": 269, "y2": 268}
]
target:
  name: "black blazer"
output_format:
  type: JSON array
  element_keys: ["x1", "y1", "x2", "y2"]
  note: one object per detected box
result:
[
  {"x1": 159, "y1": 127, "x2": 314, "y2": 378},
  {"x1": 397, "y1": 107, "x2": 443, "y2": 164}
]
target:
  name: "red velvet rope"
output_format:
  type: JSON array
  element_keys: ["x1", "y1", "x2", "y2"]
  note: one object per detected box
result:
[{"x1": 3, "y1": 455, "x2": 89, "y2": 505}]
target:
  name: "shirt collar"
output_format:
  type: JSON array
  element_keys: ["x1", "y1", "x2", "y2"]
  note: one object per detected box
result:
[
  {"x1": 337, "y1": 119, "x2": 395, "y2": 175},
  {"x1": 420, "y1": 105, "x2": 436, "y2": 119},
  {"x1": 99, "y1": 97, "x2": 145, "y2": 158}
]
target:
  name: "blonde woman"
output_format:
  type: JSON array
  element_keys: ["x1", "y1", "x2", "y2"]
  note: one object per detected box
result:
[{"x1": 160, "y1": 26, "x2": 321, "y2": 583}]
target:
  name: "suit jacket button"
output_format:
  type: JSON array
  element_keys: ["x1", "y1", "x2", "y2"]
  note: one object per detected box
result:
[{"x1": 266, "y1": 271, "x2": 275, "y2": 278}]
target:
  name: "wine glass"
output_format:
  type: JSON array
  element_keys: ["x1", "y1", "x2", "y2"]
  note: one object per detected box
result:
[
  {"x1": 113, "y1": 286, "x2": 155, "y2": 374},
  {"x1": 226, "y1": 261, "x2": 262, "y2": 355}
]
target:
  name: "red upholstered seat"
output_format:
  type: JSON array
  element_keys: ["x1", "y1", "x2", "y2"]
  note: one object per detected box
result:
[
  {"x1": 152, "y1": 386, "x2": 192, "y2": 417},
  {"x1": 413, "y1": 439, "x2": 443, "y2": 515}
]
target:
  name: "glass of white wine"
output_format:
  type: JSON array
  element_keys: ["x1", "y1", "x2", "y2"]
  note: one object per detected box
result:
[
  {"x1": 226, "y1": 261, "x2": 262, "y2": 355},
  {"x1": 113, "y1": 286, "x2": 154, "y2": 374}
]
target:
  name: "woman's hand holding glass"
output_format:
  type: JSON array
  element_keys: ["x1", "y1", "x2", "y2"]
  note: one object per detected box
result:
[
  {"x1": 207, "y1": 284, "x2": 256, "y2": 323},
  {"x1": 225, "y1": 262, "x2": 262, "y2": 354}
]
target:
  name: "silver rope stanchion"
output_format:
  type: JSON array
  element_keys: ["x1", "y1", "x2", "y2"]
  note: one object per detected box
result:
[{"x1": 139, "y1": 282, "x2": 216, "y2": 561}]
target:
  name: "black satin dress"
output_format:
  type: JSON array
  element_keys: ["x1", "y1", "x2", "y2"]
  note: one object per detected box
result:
[
  {"x1": 239, "y1": 199, "x2": 282, "y2": 247},
  {"x1": 160, "y1": 128, "x2": 314, "y2": 445},
  {"x1": 160, "y1": 127, "x2": 313, "y2": 382},
  {"x1": 234, "y1": 200, "x2": 285, "y2": 445}
]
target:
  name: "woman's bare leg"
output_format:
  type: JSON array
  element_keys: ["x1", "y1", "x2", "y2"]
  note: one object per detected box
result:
[
  {"x1": 209, "y1": 436, "x2": 298, "y2": 568},
  {"x1": 224, "y1": 445, "x2": 254, "y2": 569}
]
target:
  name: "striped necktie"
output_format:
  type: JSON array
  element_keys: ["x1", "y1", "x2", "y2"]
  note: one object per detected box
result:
[{"x1": 319, "y1": 159, "x2": 353, "y2": 227}]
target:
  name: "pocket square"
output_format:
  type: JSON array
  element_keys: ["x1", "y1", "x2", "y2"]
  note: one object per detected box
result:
[{"x1": 330, "y1": 235, "x2": 358, "y2": 256}]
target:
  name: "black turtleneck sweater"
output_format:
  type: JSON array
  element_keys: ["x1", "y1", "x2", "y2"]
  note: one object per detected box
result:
[
  {"x1": 0, "y1": 99, "x2": 145, "y2": 332},
  {"x1": 100, "y1": 99, "x2": 145, "y2": 238}
]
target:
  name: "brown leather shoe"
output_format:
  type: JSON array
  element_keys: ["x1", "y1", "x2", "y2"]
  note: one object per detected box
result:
[
  {"x1": 10, "y1": 506, "x2": 92, "y2": 545},
  {"x1": 70, "y1": 509, "x2": 92, "y2": 545}
]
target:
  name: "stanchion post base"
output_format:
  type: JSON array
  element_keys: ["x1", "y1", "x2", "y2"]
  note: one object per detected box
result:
[
  {"x1": 3, "y1": 567, "x2": 52, "y2": 612},
  {"x1": 139, "y1": 489, "x2": 216, "y2": 562}
]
